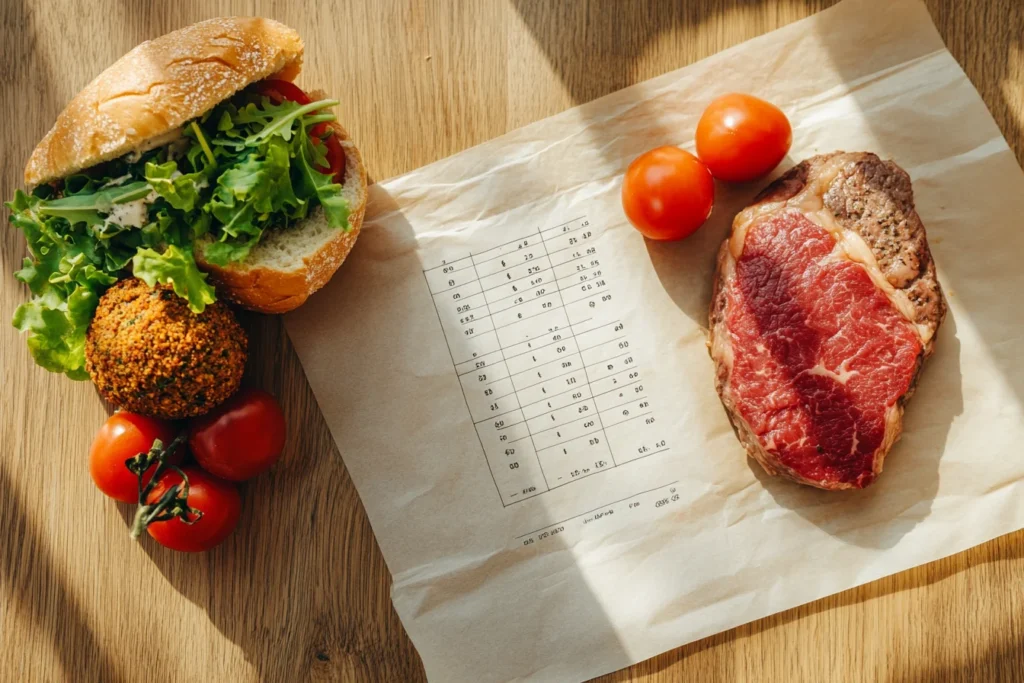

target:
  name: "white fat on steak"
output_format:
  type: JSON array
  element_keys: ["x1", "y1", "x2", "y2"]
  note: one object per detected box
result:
[{"x1": 727, "y1": 155, "x2": 933, "y2": 345}]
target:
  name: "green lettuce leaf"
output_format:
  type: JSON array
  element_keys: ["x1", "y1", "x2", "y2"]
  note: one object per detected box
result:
[
  {"x1": 37, "y1": 181, "x2": 151, "y2": 227},
  {"x1": 131, "y1": 245, "x2": 216, "y2": 314},
  {"x1": 202, "y1": 236, "x2": 261, "y2": 266},
  {"x1": 12, "y1": 287, "x2": 95, "y2": 380},
  {"x1": 144, "y1": 161, "x2": 206, "y2": 212},
  {"x1": 202, "y1": 136, "x2": 302, "y2": 265},
  {"x1": 7, "y1": 190, "x2": 113, "y2": 379}
]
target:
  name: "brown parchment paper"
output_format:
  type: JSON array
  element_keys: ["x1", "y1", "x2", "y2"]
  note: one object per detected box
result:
[{"x1": 285, "y1": 0, "x2": 1024, "y2": 680}]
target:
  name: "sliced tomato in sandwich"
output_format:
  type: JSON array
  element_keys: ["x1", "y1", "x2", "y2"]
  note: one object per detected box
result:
[
  {"x1": 255, "y1": 78, "x2": 312, "y2": 105},
  {"x1": 254, "y1": 79, "x2": 345, "y2": 182}
]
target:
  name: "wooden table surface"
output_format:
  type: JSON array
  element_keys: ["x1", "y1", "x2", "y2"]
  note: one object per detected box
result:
[{"x1": 3, "y1": 1, "x2": 1023, "y2": 681}]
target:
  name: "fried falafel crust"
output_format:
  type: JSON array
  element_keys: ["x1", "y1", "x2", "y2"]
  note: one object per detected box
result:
[{"x1": 85, "y1": 279, "x2": 247, "y2": 419}]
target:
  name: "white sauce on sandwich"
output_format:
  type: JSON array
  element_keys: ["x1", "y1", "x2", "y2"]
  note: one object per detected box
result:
[
  {"x1": 104, "y1": 189, "x2": 159, "y2": 229},
  {"x1": 106, "y1": 198, "x2": 150, "y2": 228}
]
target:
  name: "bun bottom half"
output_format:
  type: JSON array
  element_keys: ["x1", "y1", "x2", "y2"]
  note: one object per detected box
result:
[{"x1": 195, "y1": 119, "x2": 368, "y2": 314}]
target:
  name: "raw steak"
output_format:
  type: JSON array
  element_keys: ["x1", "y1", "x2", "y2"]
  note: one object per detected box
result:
[{"x1": 709, "y1": 152, "x2": 945, "y2": 490}]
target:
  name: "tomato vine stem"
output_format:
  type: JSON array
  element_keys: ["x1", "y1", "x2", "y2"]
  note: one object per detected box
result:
[{"x1": 126, "y1": 434, "x2": 204, "y2": 540}]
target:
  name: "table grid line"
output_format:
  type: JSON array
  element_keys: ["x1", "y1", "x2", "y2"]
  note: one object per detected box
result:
[
  {"x1": 543, "y1": 225, "x2": 618, "y2": 469},
  {"x1": 423, "y1": 216, "x2": 667, "y2": 507},
  {"x1": 476, "y1": 371, "x2": 642, "y2": 426},
  {"x1": 469, "y1": 252, "x2": 550, "y2": 494},
  {"x1": 421, "y1": 217, "x2": 590, "y2": 274},
  {"x1": 430, "y1": 233, "x2": 596, "y2": 299},
  {"x1": 422, "y1": 269, "x2": 506, "y2": 507},
  {"x1": 472, "y1": 223, "x2": 586, "y2": 267}
]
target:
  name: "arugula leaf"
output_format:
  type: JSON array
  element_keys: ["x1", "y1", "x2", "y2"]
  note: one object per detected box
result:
[
  {"x1": 216, "y1": 109, "x2": 234, "y2": 132},
  {"x1": 320, "y1": 193, "x2": 351, "y2": 228},
  {"x1": 263, "y1": 137, "x2": 303, "y2": 215},
  {"x1": 143, "y1": 207, "x2": 191, "y2": 248},
  {"x1": 207, "y1": 154, "x2": 264, "y2": 241},
  {"x1": 38, "y1": 181, "x2": 151, "y2": 227},
  {"x1": 243, "y1": 99, "x2": 340, "y2": 144},
  {"x1": 65, "y1": 174, "x2": 102, "y2": 195},
  {"x1": 132, "y1": 245, "x2": 216, "y2": 314},
  {"x1": 203, "y1": 136, "x2": 298, "y2": 264},
  {"x1": 214, "y1": 152, "x2": 280, "y2": 212},
  {"x1": 295, "y1": 134, "x2": 350, "y2": 229},
  {"x1": 189, "y1": 121, "x2": 217, "y2": 166}
]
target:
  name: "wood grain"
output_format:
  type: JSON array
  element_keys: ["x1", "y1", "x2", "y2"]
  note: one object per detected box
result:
[{"x1": 2, "y1": 1, "x2": 1022, "y2": 681}]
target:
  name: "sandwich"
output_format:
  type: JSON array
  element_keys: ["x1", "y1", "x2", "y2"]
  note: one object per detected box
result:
[{"x1": 7, "y1": 17, "x2": 367, "y2": 380}]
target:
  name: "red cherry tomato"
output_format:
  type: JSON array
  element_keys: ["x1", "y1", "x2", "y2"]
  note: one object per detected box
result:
[
  {"x1": 145, "y1": 467, "x2": 241, "y2": 552},
  {"x1": 89, "y1": 412, "x2": 180, "y2": 503},
  {"x1": 695, "y1": 93, "x2": 793, "y2": 183},
  {"x1": 188, "y1": 388, "x2": 287, "y2": 482},
  {"x1": 253, "y1": 79, "x2": 345, "y2": 183},
  {"x1": 621, "y1": 146, "x2": 715, "y2": 241}
]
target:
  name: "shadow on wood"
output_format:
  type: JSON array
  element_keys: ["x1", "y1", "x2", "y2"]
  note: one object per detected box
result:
[{"x1": 0, "y1": 463, "x2": 126, "y2": 682}]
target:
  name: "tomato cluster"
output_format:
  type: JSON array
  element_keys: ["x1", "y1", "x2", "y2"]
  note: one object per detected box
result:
[
  {"x1": 90, "y1": 388, "x2": 286, "y2": 552},
  {"x1": 622, "y1": 93, "x2": 793, "y2": 240}
]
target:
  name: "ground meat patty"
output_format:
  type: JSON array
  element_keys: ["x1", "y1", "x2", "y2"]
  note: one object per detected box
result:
[
  {"x1": 85, "y1": 278, "x2": 247, "y2": 419},
  {"x1": 709, "y1": 152, "x2": 945, "y2": 490}
]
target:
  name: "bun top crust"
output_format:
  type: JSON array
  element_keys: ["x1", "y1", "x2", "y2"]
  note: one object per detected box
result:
[{"x1": 24, "y1": 17, "x2": 304, "y2": 188}]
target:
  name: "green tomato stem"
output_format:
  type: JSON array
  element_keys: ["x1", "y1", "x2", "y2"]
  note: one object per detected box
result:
[{"x1": 125, "y1": 434, "x2": 203, "y2": 542}]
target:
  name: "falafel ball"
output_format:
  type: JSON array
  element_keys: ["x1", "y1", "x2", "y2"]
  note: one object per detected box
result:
[{"x1": 85, "y1": 278, "x2": 247, "y2": 419}]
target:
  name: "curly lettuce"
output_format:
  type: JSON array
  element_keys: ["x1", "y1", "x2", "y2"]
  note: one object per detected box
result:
[
  {"x1": 132, "y1": 245, "x2": 216, "y2": 313},
  {"x1": 7, "y1": 88, "x2": 351, "y2": 378}
]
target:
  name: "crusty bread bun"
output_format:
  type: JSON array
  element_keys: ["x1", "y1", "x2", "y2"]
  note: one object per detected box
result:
[
  {"x1": 194, "y1": 118, "x2": 368, "y2": 313},
  {"x1": 25, "y1": 17, "x2": 303, "y2": 188},
  {"x1": 23, "y1": 18, "x2": 367, "y2": 315}
]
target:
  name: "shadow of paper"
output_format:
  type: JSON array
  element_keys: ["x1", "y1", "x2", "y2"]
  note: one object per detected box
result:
[
  {"x1": 643, "y1": 173, "x2": 781, "y2": 325},
  {"x1": 750, "y1": 310, "x2": 962, "y2": 549},
  {"x1": 508, "y1": 0, "x2": 838, "y2": 120},
  {"x1": 509, "y1": 0, "x2": 1024, "y2": 164}
]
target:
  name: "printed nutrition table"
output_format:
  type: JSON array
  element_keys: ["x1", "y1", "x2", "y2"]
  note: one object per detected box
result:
[{"x1": 423, "y1": 216, "x2": 671, "y2": 506}]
